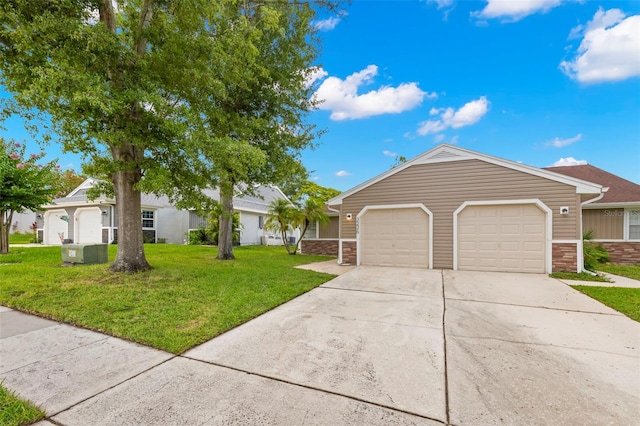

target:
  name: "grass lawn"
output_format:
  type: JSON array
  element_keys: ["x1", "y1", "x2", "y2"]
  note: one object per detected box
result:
[
  {"x1": 596, "y1": 263, "x2": 640, "y2": 281},
  {"x1": 0, "y1": 245, "x2": 334, "y2": 353},
  {"x1": 8, "y1": 232, "x2": 33, "y2": 244},
  {"x1": 549, "y1": 271, "x2": 611, "y2": 282},
  {"x1": 572, "y1": 286, "x2": 640, "y2": 322},
  {"x1": 0, "y1": 383, "x2": 45, "y2": 426}
]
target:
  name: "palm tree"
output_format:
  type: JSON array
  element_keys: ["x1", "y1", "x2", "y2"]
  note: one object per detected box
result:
[{"x1": 265, "y1": 198, "x2": 328, "y2": 255}]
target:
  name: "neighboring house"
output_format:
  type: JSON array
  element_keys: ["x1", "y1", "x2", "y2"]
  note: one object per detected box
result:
[
  {"x1": 302, "y1": 144, "x2": 606, "y2": 273},
  {"x1": 7, "y1": 210, "x2": 35, "y2": 234},
  {"x1": 544, "y1": 164, "x2": 640, "y2": 264},
  {"x1": 37, "y1": 178, "x2": 288, "y2": 246}
]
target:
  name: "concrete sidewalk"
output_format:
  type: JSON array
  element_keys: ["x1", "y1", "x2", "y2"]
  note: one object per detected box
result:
[{"x1": 557, "y1": 271, "x2": 640, "y2": 288}]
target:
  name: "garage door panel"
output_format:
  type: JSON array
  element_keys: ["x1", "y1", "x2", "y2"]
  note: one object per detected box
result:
[
  {"x1": 478, "y1": 208, "x2": 498, "y2": 217},
  {"x1": 45, "y1": 210, "x2": 68, "y2": 245},
  {"x1": 76, "y1": 208, "x2": 102, "y2": 244},
  {"x1": 458, "y1": 204, "x2": 545, "y2": 273},
  {"x1": 361, "y1": 207, "x2": 429, "y2": 269}
]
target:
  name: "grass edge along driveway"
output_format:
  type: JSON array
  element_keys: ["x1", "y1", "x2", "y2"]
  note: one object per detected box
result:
[{"x1": 0, "y1": 245, "x2": 334, "y2": 354}]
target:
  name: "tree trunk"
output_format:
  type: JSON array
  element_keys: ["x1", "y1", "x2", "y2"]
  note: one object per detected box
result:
[
  {"x1": 217, "y1": 179, "x2": 235, "y2": 260},
  {"x1": 0, "y1": 211, "x2": 10, "y2": 254},
  {"x1": 110, "y1": 157, "x2": 151, "y2": 272}
]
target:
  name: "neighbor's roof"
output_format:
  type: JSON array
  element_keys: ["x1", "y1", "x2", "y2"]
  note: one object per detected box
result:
[
  {"x1": 50, "y1": 179, "x2": 286, "y2": 213},
  {"x1": 328, "y1": 144, "x2": 603, "y2": 205},
  {"x1": 544, "y1": 164, "x2": 640, "y2": 204},
  {"x1": 201, "y1": 184, "x2": 288, "y2": 213}
]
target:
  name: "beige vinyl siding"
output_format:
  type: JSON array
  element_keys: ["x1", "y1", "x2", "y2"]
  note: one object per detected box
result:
[
  {"x1": 583, "y1": 208, "x2": 624, "y2": 239},
  {"x1": 340, "y1": 159, "x2": 579, "y2": 269},
  {"x1": 319, "y1": 216, "x2": 339, "y2": 239}
]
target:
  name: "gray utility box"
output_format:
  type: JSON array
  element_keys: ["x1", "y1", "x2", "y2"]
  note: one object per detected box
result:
[{"x1": 62, "y1": 244, "x2": 108, "y2": 265}]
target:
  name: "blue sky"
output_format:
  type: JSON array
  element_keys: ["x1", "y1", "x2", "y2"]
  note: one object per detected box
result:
[
  {"x1": 2, "y1": 0, "x2": 639, "y2": 192},
  {"x1": 305, "y1": 0, "x2": 640, "y2": 190}
]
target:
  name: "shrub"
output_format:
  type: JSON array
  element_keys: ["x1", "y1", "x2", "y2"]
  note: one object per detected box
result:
[
  {"x1": 583, "y1": 229, "x2": 609, "y2": 271},
  {"x1": 188, "y1": 228, "x2": 213, "y2": 245}
]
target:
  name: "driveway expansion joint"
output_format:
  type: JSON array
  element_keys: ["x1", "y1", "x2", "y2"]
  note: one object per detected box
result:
[
  {"x1": 440, "y1": 270, "x2": 451, "y2": 426},
  {"x1": 448, "y1": 334, "x2": 638, "y2": 358},
  {"x1": 446, "y1": 297, "x2": 623, "y2": 316},
  {"x1": 181, "y1": 355, "x2": 447, "y2": 425},
  {"x1": 277, "y1": 307, "x2": 443, "y2": 331},
  {"x1": 321, "y1": 285, "x2": 441, "y2": 299}
]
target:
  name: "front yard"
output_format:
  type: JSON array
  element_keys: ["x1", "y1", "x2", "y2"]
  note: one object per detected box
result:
[
  {"x1": 554, "y1": 263, "x2": 640, "y2": 322},
  {"x1": 0, "y1": 245, "x2": 334, "y2": 353}
]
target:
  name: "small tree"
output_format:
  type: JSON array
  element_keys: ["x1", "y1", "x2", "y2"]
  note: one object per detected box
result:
[
  {"x1": 0, "y1": 139, "x2": 60, "y2": 254},
  {"x1": 265, "y1": 197, "x2": 328, "y2": 255},
  {"x1": 290, "y1": 181, "x2": 341, "y2": 207},
  {"x1": 57, "y1": 169, "x2": 86, "y2": 198}
]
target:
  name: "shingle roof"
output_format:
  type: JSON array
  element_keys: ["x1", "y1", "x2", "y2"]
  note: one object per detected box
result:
[
  {"x1": 544, "y1": 164, "x2": 640, "y2": 204},
  {"x1": 51, "y1": 179, "x2": 284, "y2": 213}
]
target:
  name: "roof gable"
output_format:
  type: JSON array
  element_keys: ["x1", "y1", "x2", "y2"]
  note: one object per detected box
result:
[
  {"x1": 544, "y1": 164, "x2": 640, "y2": 204},
  {"x1": 328, "y1": 144, "x2": 603, "y2": 205}
]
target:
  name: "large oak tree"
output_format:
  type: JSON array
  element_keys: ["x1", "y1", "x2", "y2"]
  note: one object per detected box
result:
[{"x1": 0, "y1": 0, "x2": 228, "y2": 271}]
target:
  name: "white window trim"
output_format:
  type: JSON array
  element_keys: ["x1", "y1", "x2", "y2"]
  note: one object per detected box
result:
[
  {"x1": 142, "y1": 209, "x2": 156, "y2": 230},
  {"x1": 452, "y1": 199, "x2": 553, "y2": 274},
  {"x1": 624, "y1": 208, "x2": 640, "y2": 241},
  {"x1": 355, "y1": 204, "x2": 433, "y2": 269}
]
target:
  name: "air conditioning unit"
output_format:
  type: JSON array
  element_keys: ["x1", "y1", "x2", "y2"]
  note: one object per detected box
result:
[{"x1": 62, "y1": 244, "x2": 108, "y2": 265}]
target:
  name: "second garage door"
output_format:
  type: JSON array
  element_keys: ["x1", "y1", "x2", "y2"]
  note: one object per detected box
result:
[
  {"x1": 457, "y1": 204, "x2": 546, "y2": 273},
  {"x1": 360, "y1": 207, "x2": 430, "y2": 268},
  {"x1": 76, "y1": 207, "x2": 103, "y2": 244}
]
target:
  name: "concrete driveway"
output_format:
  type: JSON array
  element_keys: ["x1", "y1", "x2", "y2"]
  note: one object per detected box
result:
[{"x1": 2, "y1": 267, "x2": 638, "y2": 425}]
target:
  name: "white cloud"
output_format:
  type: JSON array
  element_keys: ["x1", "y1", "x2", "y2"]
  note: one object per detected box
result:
[
  {"x1": 312, "y1": 176, "x2": 320, "y2": 181},
  {"x1": 315, "y1": 65, "x2": 431, "y2": 120},
  {"x1": 383, "y1": 138, "x2": 393, "y2": 143},
  {"x1": 428, "y1": 0, "x2": 455, "y2": 19},
  {"x1": 383, "y1": 150, "x2": 397, "y2": 157},
  {"x1": 473, "y1": 0, "x2": 565, "y2": 22},
  {"x1": 433, "y1": 134, "x2": 446, "y2": 143},
  {"x1": 314, "y1": 17, "x2": 341, "y2": 31},
  {"x1": 561, "y1": 9, "x2": 640, "y2": 83},
  {"x1": 551, "y1": 157, "x2": 588, "y2": 167},
  {"x1": 335, "y1": 170, "x2": 351, "y2": 177},
  {"x1": 417, "y1": 97, "x2": 490, "y2": 136},
  {"x1": 305, "y1": 67, "x2": 329, "y2": 88},
  {"x1": 545, "y1": 133, "x2": 582, "y2": 148},
  {"x1": 428, "y1": 0, "x2": 453, "y2": 9}
]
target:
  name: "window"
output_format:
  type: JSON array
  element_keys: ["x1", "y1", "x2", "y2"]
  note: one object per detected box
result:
[
  {"x1": 142, "y1": 210, "x2": 155, "y2": 229},
  {"x1": 258, "y1": 215, "x2": 264, "y2": 229},
  {"x1": 629, "y1": 210, "x2": 640, "y2": 240}
]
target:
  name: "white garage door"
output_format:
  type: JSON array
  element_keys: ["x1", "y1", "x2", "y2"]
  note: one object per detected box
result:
[
  {"x1": 457, "y1": 204, "x2": 545, "y2": 273},
  {"x1": 76, "y1": 208, "x2": 102, "y2": 243},
  {"x1": 360, "y1": 208, "x2": 429, "y2": 268},
  {"x1": 44, "y1": 209, "x2": 69, "y2": 245}
]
